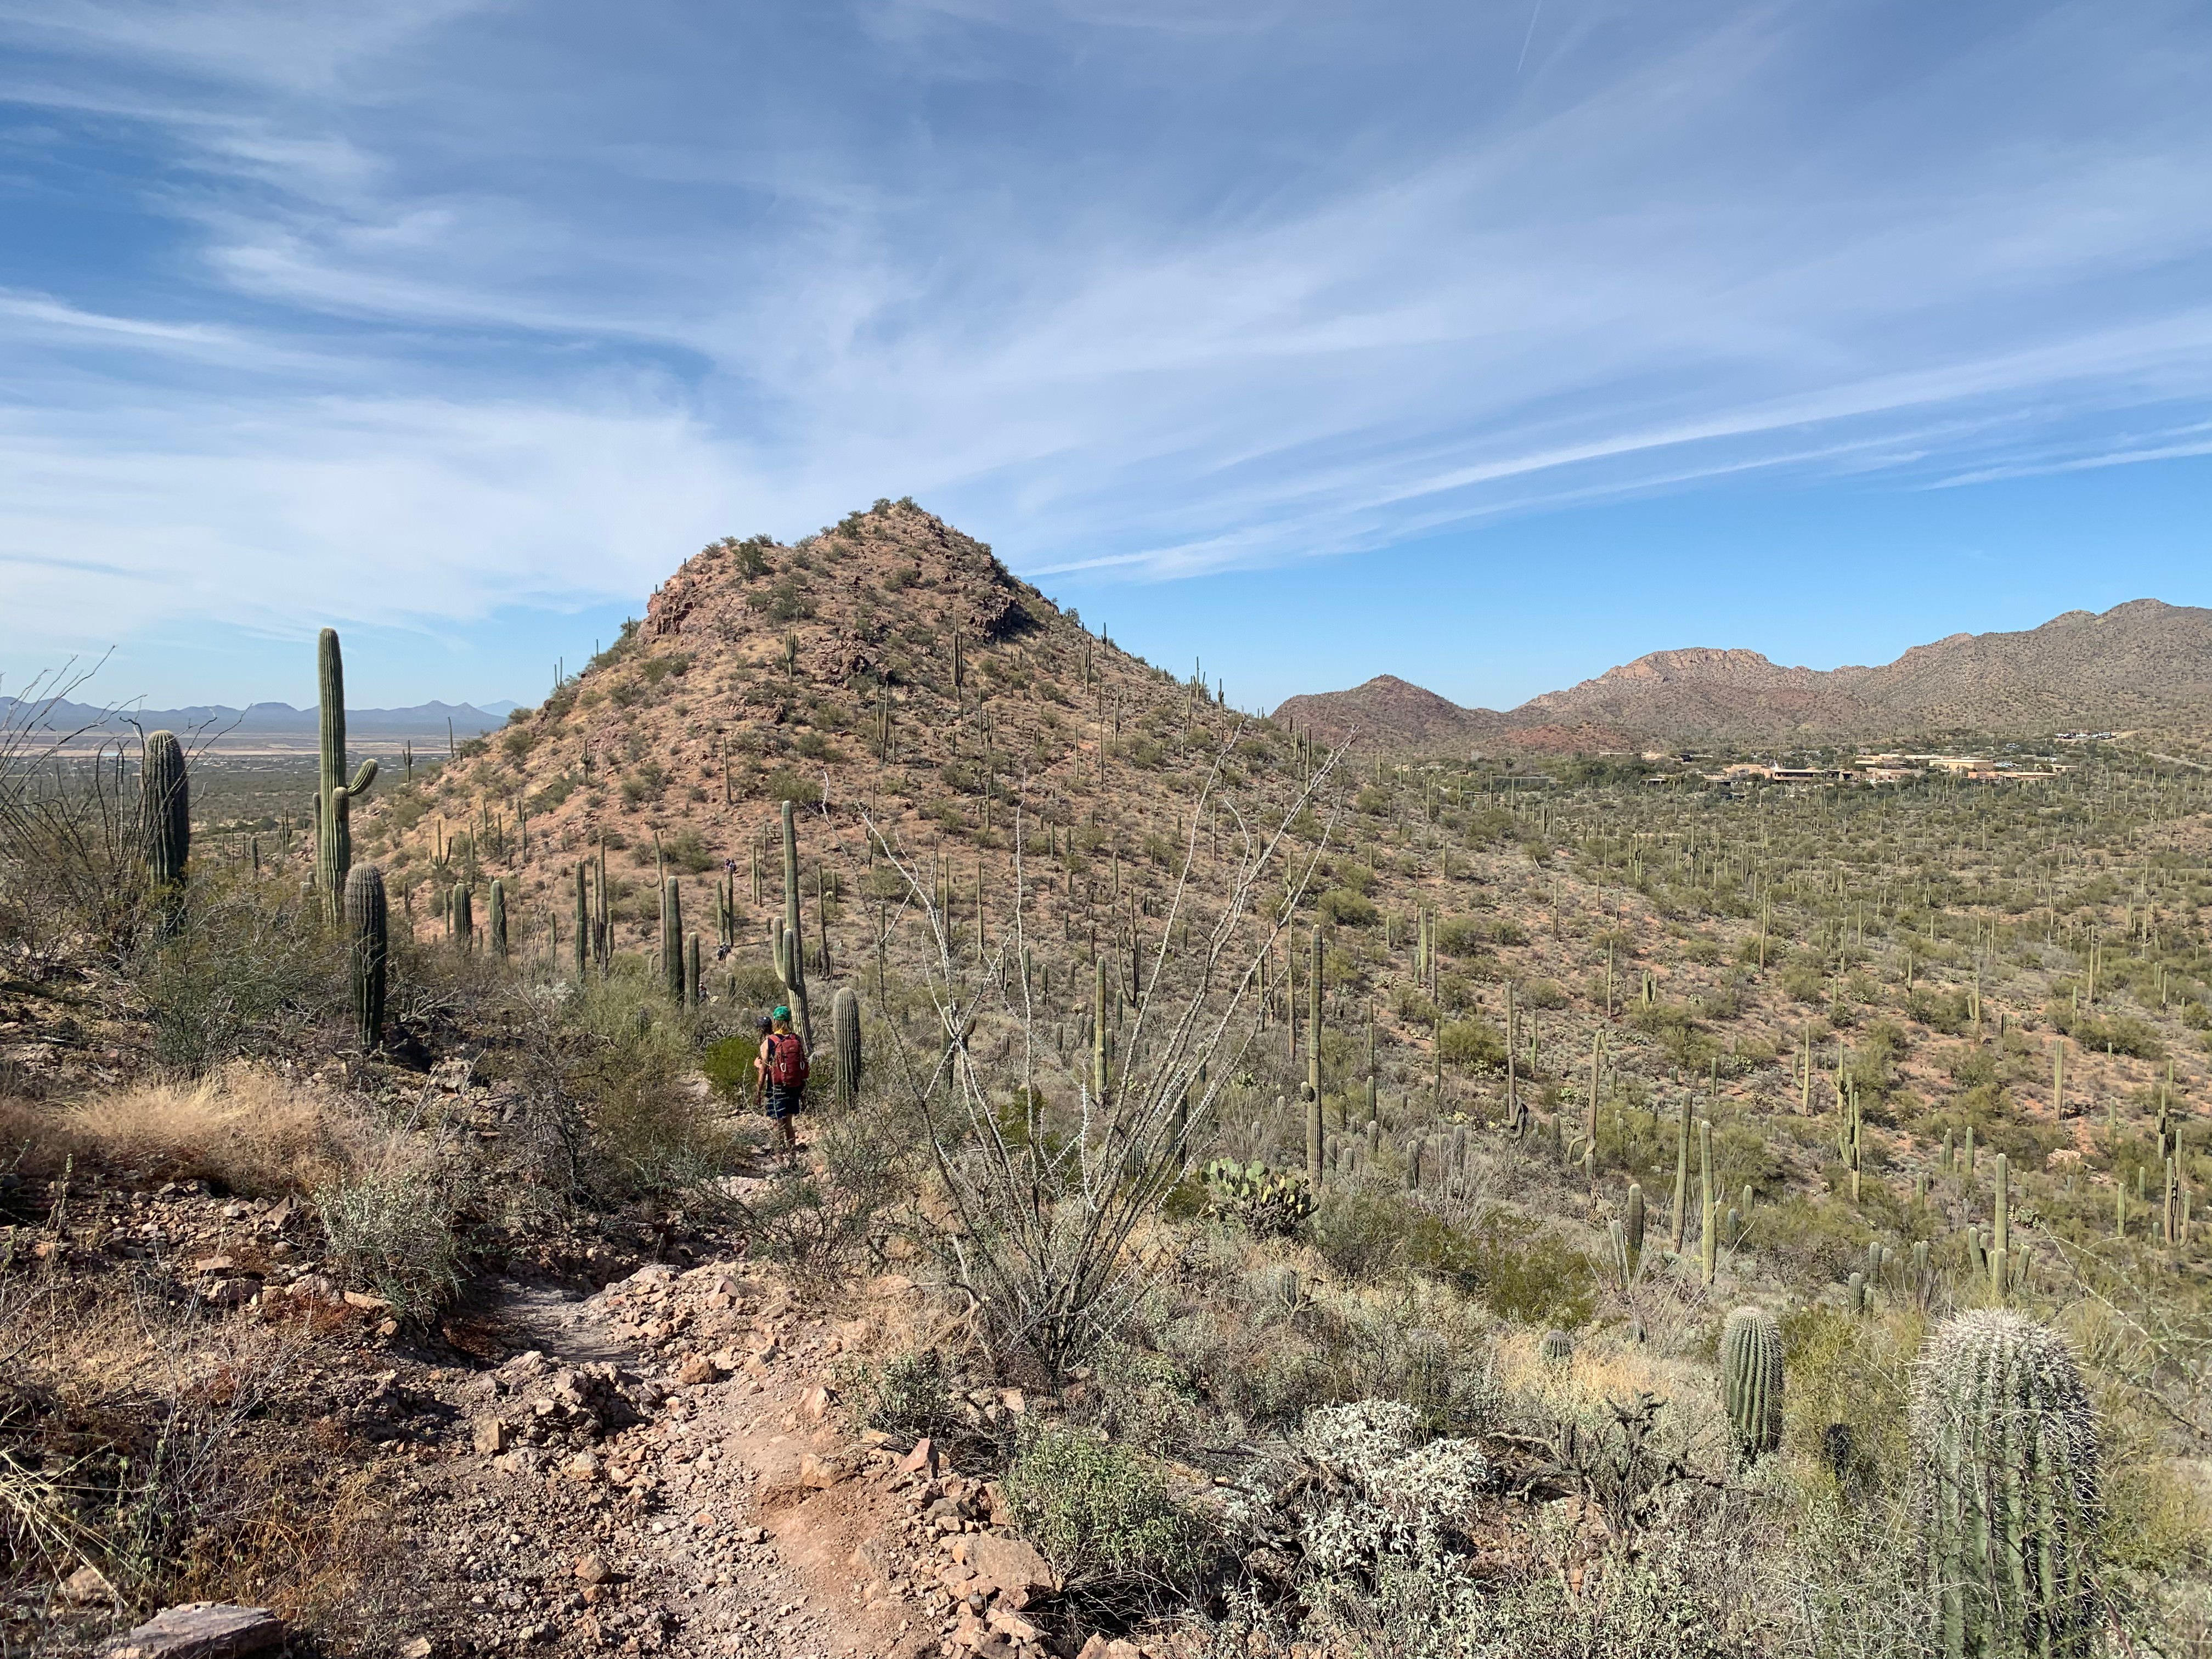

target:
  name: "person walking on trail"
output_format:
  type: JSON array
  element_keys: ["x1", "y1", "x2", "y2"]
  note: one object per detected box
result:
[{"x1": 755, "y1": 1005, "x2": 809, "y2": 1160}]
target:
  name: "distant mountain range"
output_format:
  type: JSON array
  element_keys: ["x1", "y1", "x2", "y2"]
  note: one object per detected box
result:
[
  {"x1": 1274, "y1": 600, "x2": 2212, "y2": 751},
  {"x1": 0, "y1": 697, "x2": 516, "y2": 748}
]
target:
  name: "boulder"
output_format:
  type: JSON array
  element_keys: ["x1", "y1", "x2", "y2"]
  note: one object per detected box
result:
[{"x1": 95, "y1": 1604, "x2": 285, "y2": 1659}]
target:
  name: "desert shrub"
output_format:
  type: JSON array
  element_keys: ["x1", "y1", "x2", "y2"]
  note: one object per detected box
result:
[
  {"x1": 661, "y1": 828, "x2": 716, "y2": 874},
  {"x1": 315, "y1": 1165, "x2": 462, "y2": 1320},
  {"x1": 1406, "y1": 1210, "x2": 1595, "y2": 1329},
  {"x1": 1318, "y1": 888, "x2": 1377, "y2": 927},
  {"x1": 720, "y1": 1104, "x2": 909, "y2": 1286},
  {"x1": 2049, "y1": 1003, "x2": 2165, "y2": 1059},
  {"x1": 761, "y1": 768, "x2": 822, "y2": 807},
  {"x1": 1310, "y1": 1185, "x2": 1415, "y2": 1283},
  {"x1": 132, "y1": 877, "x2": 348, "y2": 1073},
  {"x1": 1434, "y1": 916, "x2": 1489, "y2": 956},
  {"x1": 1081, "y1": 1341, "x2": 1204, "y2": 1452},
  {"x1": 847, "y1": 1347, "x2": 960, "y2": 1442},
  {"x1": 1437, "y1": 1017, "x2": 1504, "y2": 1069},
  {"x1": 1005, "y1": 1426, "x2": 1196, "y2": 1600}
]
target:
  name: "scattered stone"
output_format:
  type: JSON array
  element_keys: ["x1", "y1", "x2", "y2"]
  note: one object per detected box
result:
[
  {"x1": 964, "y1": 1533, "x2": 1056, "y2": 1600},
  {"x1": 900, "y1": 1437, "x2": 940, "y2": 1476},
  {"x1": 800, "y1": 1383, "x2": 837, "y2": 1420},
  {"x1": 342, "y1": 1290, "x2": 391, "y2": 1312},
  {"x1": 676, "y1": 1352, "x2": 715, "y2": 1387},
  {"x1": 396, "y1": 1640, "x2": 434, "y2": 1659},
  {"x1": 561, "y1": 1451, "x2": 602, "y2": 1483},
  {"x1": 797, "y1": 1452, "x2": 846, "y2": 1489},
  {"x1": 574, "y1": 1555, "x2": 610, "y2": 1585},
  {"x1": 60, "y1": 1564, "x2": 113, "y2": 1604},
  {"x1": 191, "y1": 1256, "x2": 234, "y2": 1274},
  {"x1": 94, "y1": 1603, "x2": 284, "y2": 1659},
  {"x1": 472, "y1": 1417, "x2": 510, "y2": 1455}
]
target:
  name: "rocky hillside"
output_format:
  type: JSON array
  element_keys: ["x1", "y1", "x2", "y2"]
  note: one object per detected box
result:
[
  {"x1": 354, "y1": 500, "x2": 1282, "y2": 984},
  {"x1": 1278, "y1": 599, "x2": 2212, "y2": 751}
]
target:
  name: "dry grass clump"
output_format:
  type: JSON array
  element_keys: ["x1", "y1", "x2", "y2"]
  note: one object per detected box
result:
[
  {"x1": 0, "y1": 1272, "x2": 383, "y2": 1640},
  {"x1": 53, "y1": 1068, "x2": 359, "y2": 1195}
]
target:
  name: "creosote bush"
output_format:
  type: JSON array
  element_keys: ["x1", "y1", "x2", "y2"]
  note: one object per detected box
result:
[{"x1": 1004, "y1": 1426, "x2": 1195, "y2": 1604}]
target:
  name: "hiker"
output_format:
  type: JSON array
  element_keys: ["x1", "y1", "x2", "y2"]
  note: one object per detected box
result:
[{"x1": 754, "y1": 1005, "x2": 809, "y2": 1159}]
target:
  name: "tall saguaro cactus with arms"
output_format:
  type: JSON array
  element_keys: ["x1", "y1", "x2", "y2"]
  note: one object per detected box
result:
[{"x1": 316, "y1": 629, "x2": 377, "y2": 926}]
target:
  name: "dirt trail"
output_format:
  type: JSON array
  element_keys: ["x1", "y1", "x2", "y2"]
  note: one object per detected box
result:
[{"x1": 382, "y1": 1256, "x2": 986, "y2": 1659}]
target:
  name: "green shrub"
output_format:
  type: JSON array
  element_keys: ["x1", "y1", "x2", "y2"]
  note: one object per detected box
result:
[
  {"x1": 847, "y1": 1347, "x2": 959, "y2": 1442},
  {"x1": 1005, "y1": 1426, "x2": 1195, "y2": 1597},
  {"x1": 316, "y1": 1167, "x2": 461, "y2": 1321}
]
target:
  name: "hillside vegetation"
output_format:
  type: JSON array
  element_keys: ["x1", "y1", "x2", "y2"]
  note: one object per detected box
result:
[{"x1": 4, "y1": 503, "x2": 2211, "y2": 1657}]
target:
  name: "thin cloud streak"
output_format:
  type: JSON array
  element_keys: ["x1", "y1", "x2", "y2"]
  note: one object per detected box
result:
[{"x1": 0, "y1": 0, "x2": 2209, "y2": 664}]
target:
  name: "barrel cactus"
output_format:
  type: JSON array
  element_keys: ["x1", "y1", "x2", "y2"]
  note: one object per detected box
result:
[
  {"x1": 1539, "y1": 1329, "x2": 1575, "y2": 1366},
  {"x1": 140, "y1": 730, "x2": 190, "y2": 887},
  {"x1": 1911, "y1": 1311, "x2": 2100, "y2": 1659},
  {"x1": 345, "y1": 865, "x2": 388, "y2": 1051},
  {"x1": 832, "y1": 985, "x2": 862, "y2": 1106},
  {"x1": 1720, "y1": 1306, "x2": 1784, "y2": 1461}
]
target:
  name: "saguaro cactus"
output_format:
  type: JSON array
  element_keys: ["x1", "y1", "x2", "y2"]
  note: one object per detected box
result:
[
  {"x1": 1092, "y1": 955, "x2": 1110, "y2": 1106},
  {"x1": 315, "y1": 629, "x2": 378, "y2": 926},
  {"x1": 776, "y1": 799, "x2": 811, "y2": 1048},
  {"x1": 345, "y1": 865, "x2": 388, "y2": 1052},
  {"x1": 140, "y1": 730, "x2": 190, "y2": 886},
  {"x1": 661, "y1": 877, "x2": 683, "y2": 1000},
  {"x1": 1623, "y1": 1182, "x2": 1646, "y2": 1279},
  {"x1": 1720, "y1": 1306, "x2": 1784, "y2": 1460},
  {"x1": 832, "y1": 985, "x2": 862, "y2": 1106},
  {"x1": 684, "y1": 932, "x2": 700, "y2": 1010},
  {"x1": 1539, "y1": 1329, "x2": 1575, "y2": 1366},
  {"x1": 488, "y1": 878, "x2": 509, "y2": 960},
  {"x1": 1670, "y1": 1094, "x2": 1691, "y2": 1251},
  {"x1": 452, "y1": 883, "x2": 473, "y2": 950},
  {"x1": 1911, "y1": 1311, "x2": 2100, "y2": 1659},
  {"x1": 573, "y1": 862, "x2": 590, "y2": 979}
]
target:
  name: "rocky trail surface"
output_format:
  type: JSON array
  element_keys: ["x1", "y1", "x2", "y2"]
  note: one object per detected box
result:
[{"x1": 374, "y1": 1255, "x2": 1068, "y2": 1659}]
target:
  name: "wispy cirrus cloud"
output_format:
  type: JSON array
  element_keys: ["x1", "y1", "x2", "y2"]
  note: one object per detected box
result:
[{"x1": 1, "y1": 0, "x2": 2210, "y2": 688}]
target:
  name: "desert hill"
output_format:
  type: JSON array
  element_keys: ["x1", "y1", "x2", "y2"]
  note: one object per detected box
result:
[
  {"x1": 1278, "y1": 599, "x2": 2212, "y2": 750},
  {"x1": 356, "y1": 500, "x2": 1286, "y2": 974}
]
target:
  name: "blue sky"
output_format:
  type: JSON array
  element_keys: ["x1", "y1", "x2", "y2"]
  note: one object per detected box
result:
[{"x1": 3, "y1": 0, "x2": 2210, "y2": 714}]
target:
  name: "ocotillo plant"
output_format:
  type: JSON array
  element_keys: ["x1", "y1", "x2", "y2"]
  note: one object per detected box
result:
[
  {"x1": 315, "y1": 629, "x2": 378, "y2": 926},
  {"x1": 345, "y1": 865, "x2": 387, "y2": 1053},
  {"x1": 1720, "y1": 1306, "x2": 1784, "y2": 1461},
  {"x1": 832, "y1": 985, "x2": 862, "y2": 1107},
  {"x1": 140, "y1": 730, "x2": 190, "y2": 887},
  {"x1": 488, "y1": 878, "x2": 509, "y2": 960},
  {"x1": 777, "y1": 799, "x2": 811, "y2": 1048},
  {"x1": 661, "y1": 878, "x2": 684, "y2": 1001},
  {"x1": 1911, "y1": 1311, "x2": 2100, "y2": 1659}
]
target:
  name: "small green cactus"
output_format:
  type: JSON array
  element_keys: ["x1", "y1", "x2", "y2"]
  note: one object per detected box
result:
[
  {"x1": 832, "y1": 985, "x2": 862, "y2": 1106},
  {"x1": 1539, "y1": 1328, "x2": 1574, "y2": 1366},
  {"x1": 1911, "y1": 1311, "x2": 2100, "y2": 1659},
  {"x1": 140, "y1": 730, "x2": 190, "y2": 887},
  {"x1": 344, "y1": 864, "x2": 387, "y2": 1052},
  {"x1": 451, "y1": 883, "x2": 473, "y2": 949},
  {"x1": 1720, "y1": 1306, "x2": 1784, "y2": 1461},
  {"x1": 488, "y1": 877, "x2": 509, "y2": 960},
  {"x1": 1847, "y1": 1271, "x2": 1867, "y2": 1314}
]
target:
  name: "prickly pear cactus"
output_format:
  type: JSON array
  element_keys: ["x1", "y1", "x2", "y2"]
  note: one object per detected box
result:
[
  {"x1": 1202, "y1": 1159, "x2": 1313, "y2": 1238},
  {"x1": 1720, "y1": 1306, "x2": 1784, "y2": 1460},
  {"x1": 1911, "y1": 1311, "x2": 2100, "y2": 1659}
]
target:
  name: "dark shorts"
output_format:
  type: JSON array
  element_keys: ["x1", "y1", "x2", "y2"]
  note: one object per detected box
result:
[{"x1": 764, "y1": 1086, "x2": 804, "y2": 1122}]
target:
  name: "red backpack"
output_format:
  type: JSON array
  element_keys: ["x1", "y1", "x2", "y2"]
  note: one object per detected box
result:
[{"x1": 765, "y1": 1031, "x2": 809, "y2": 1090}]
